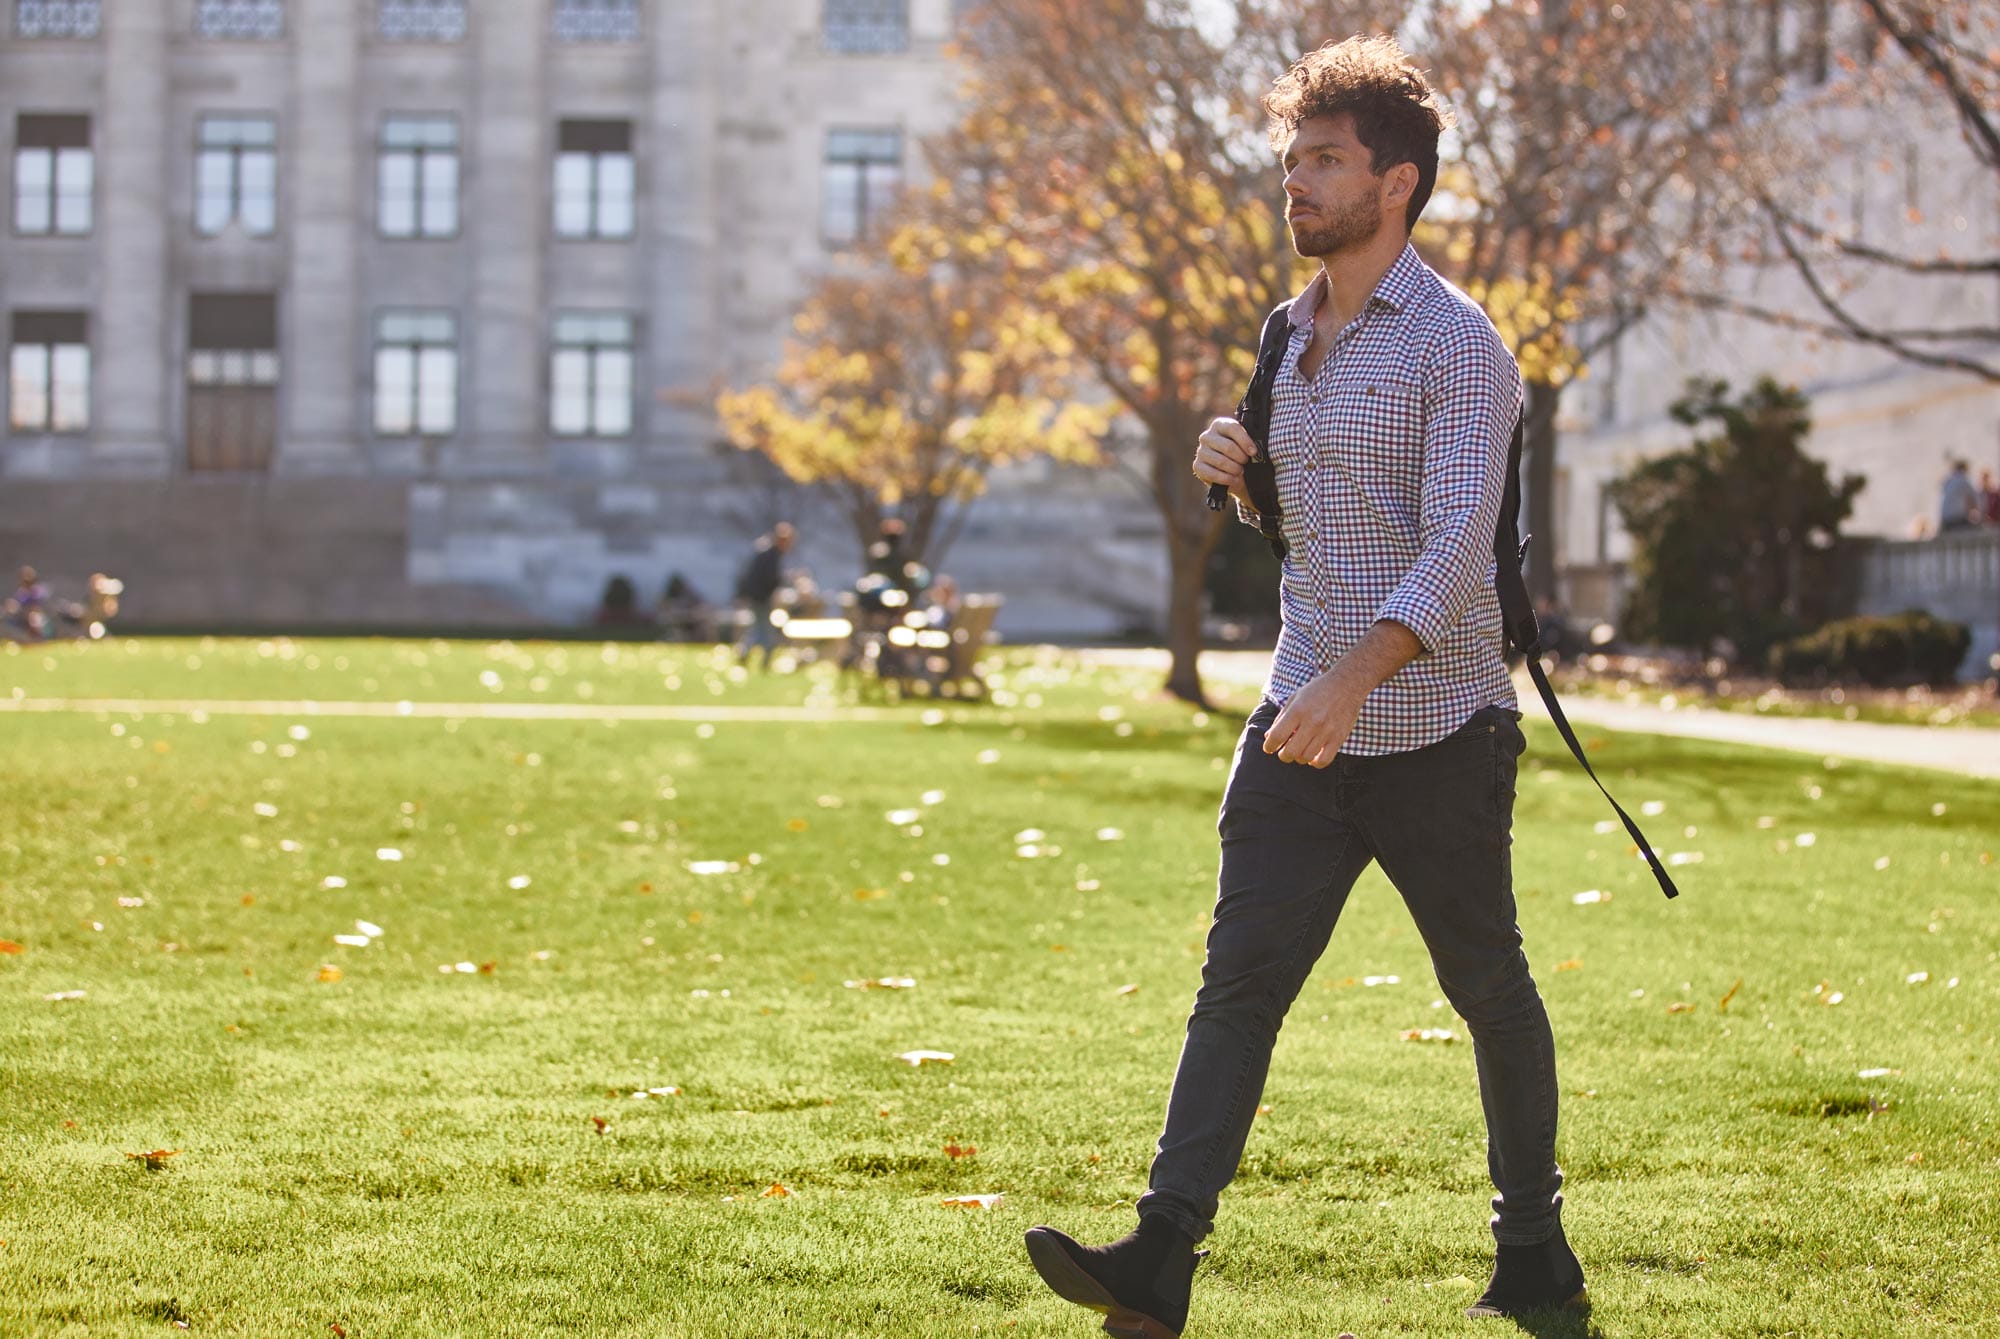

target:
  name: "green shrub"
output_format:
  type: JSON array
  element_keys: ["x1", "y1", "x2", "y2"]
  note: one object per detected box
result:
[{"x1": 1766, "y1": 610, "x2": 1971, "y2": 686}]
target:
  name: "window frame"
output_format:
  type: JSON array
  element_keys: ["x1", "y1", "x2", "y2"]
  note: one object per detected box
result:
[
  {"x1": 548, "y1": 312, "x2": 635, "y2": 439},
  {"x1": 549, "y1": 0, "x2": 640, "y2": 44},
  {"x1": 375, "y1": 0, "x2": 468, "y2": 43},
  {"x1": 552, "y1": 119, "x2": 636, "y2": 242},
  {"x1": 376, "y1": 113, "x2": 460, "y2": 240},
  {"x1": 192, "y1": 0, "x2": 286, "y2": 42},
  {"x1": 7, "y1": 311, "x2": 92, "y2": 436},
  {"x1": 194, "y1": 113, "x2": 279, "y2": 239},
  {"x1": 371, "y1": 308, "x2": 459, "y2": 438},
  {"x1": 821, "y1": 0, "x2": 909, "y2": 55},
  {"x1": 820, "y1": 126, "x2": 903, "y2": 248},
  {"x1": 13, "y1": 0, "x2": 104, "y2": 39},
  {"x1": 12, "y1": 114, "x2": 94, "y2": 238}
]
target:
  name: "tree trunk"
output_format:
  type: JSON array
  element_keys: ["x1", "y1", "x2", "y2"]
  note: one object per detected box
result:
[
  {"x1": 1162, "y1": 516, "x2": 1221, "y2": 708},
  {"x1": 1523, "y1": 377, "x2": 1563, "y2": 606}
]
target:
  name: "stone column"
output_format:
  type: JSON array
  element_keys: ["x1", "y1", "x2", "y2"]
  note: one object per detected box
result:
[
  {"x1": 466, "y1": 0, "x2": 548, "y2": 470},
  {"x1": 644, "y1": 0, "x2": 719, "y2": 466},
  {"x1": 92, "y1": 0, "x2": 173, "y2": 473},
  {"x1": 281, "y1": 0, "x2": 364, "y2": 472}
]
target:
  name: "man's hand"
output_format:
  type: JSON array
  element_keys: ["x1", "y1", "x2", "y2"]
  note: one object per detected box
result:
[
  {"x1": 1262, "y1": 671, "x2": 1367, "y2": 768},
  {"x1": 1193, "y1": 417, "x2": 1258, "y2": 509}
]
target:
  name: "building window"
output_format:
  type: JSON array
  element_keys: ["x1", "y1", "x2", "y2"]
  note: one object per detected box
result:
[
  {"x1": 373, "y1": 311, "x2": 457, "y2": 436},
  {"x1": 378, "y1": 116, "x2": 458, "y2": 238},
  {"x1": 8, "y1": 311, "x2": 90, "y2": 434},
  {"x1": 186, "y1": 293, "x2": 279, "y2": 471},
  {"x1": 14, "y1": 114, "x2": 93, "y2": 236},
  {"x1": 551, "y1": 0, "x2": 638, "y2": 43},
  {"x1": 553, "y1": 120, "x2": 634, "y2": 240},
  {"x1": 821, "y1": 128, "x2": 902, "y2": 246},
  {"x1": 823, "y1": 0, "x2": 907, "y2": 54},
  {"x1": 550, "y1": 313, "x2": 633, "y2": 438},
  {"x1": 196, "y1": 115, "x2": 278, "y2": 237},
  {"x1": 14, "y1": 0, "x2": 100, "y2": 38},
  {"x1": 195, "y1": 0, "x2": 284, "y2": 40},
  {"x1": 377, "y1": 0, "x2": 465, "y2": 41}
]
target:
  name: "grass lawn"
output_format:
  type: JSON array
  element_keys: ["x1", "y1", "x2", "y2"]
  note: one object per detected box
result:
[{"x1": 3, "y1": 637, "x2": 1997, "y2": 1337}]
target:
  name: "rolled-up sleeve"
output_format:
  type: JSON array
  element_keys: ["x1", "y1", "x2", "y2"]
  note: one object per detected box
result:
[{"x1": 1373, "y1": 319, "x2": 1521, "y2": 655}]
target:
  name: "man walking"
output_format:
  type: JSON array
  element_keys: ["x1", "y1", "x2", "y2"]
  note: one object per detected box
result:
[
  {"x1": 1025, "y1": 36, "x2": 1582, "y2": 1335},
  {"x1": 732, "y1": 521, "x2": 794, "y2": 669}
]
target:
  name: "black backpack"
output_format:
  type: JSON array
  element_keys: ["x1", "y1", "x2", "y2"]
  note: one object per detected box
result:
[{"x1": 1211, "y1": 302, "x2": 1681, "y2": 900}]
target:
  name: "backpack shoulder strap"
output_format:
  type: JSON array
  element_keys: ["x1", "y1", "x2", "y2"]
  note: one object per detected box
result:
[
  {"x1": 1491, "y1": 411, "x2": 1681, "y2": 900},
  {"x1": 1233, "y1": 303, "x2": 1294, "y2": 561}
]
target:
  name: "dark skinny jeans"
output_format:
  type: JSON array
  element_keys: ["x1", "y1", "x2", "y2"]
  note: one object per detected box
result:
[{"x1": 1135, "y1": 699, "x2": 1564, "y2": 1247}]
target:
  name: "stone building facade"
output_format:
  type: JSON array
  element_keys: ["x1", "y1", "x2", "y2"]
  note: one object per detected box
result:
[{"x1": 1, "y1": 0, "x2": 1169, "y2": 633}]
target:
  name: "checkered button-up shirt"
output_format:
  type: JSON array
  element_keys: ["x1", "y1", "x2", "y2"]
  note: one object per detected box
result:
[{"x1": 1238, "y1": 243, "x2": 1522, "y2": 755}]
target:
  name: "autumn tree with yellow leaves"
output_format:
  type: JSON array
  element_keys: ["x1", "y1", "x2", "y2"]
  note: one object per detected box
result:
[
  {"x1": 716, "y1": 194, "x2": 1108, "y2": 566},
  {"x1": 1422, "y1": 0, "x2": 1757, "y2": 601},
  {"x1": 932, "y1": 0, "x2": 1389, "y2": 705}
]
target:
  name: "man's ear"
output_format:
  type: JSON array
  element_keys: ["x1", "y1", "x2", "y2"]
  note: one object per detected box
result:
[{"x1": 1385, "y1": 161, "x2": 1419, "y2": 210}]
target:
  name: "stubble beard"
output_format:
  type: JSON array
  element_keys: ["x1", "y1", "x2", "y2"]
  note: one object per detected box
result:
[{"x1": 1289, "y1": 189, "x2": 1386, "y2": 260}]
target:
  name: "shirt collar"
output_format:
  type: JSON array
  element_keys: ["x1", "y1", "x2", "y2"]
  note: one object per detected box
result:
[{"x1": 1286, "y1": 242, "x2": 1425, "y2": 330}]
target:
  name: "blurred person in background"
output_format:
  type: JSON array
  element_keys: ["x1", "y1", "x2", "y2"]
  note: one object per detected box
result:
[
  {"x1": 1938, "y1": 459, "x2": 1978, "y2": 533},
  {"x1": 4, "y1": 566, "x2": 51, "y2": 641},
  {"x1": 733, "y1": 521, "x2": 795, "y2": 669}
]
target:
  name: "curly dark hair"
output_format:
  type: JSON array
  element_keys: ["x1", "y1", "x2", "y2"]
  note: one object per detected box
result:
[{"x1": 1262, "y1": 35, "x2": 1453, "y2": 235}]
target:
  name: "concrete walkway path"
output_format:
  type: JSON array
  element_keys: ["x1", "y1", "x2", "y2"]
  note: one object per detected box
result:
[{"x1": 1097, "y1": 649, "x2": 2000, "y2": 781}]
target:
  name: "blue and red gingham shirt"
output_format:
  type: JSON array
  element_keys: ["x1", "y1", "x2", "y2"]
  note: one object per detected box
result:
[{"x1": 1238, "y1": 243, "x2": 1522, "y2": 755}]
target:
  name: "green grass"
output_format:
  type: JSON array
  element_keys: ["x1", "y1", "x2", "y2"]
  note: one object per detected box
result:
[
  {"x1": 1550, "y1": 666, "x2": 2000, "y2": 730},
  {"x1": 3, "y1": 638, "x2": 1997, "y2": 1337}
]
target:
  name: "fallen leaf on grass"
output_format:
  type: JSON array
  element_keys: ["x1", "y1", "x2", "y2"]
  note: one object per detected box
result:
[
  {"x1": 1401, "y1": 1028, "x2": 1456, "y2": 1043},
  {"x1": 945, "y1": 1143, "x2": 977, "y2": 1160},
  {"x1": 1719, "y1": 979, "x2": 1742, "y2": 1011},
  {"x1": 852, "y1": 887, "x2": 887, "y2": 901},
  {"x1": 941, "y1": 1193, "x2": 1003, "y2": 1209},
  {"x1": 896, "y1": 1050, "x2": 954, "y2": 1067},
  {"x1": 44, "y1": 989, "x2": 85, "y2": 1002},
  {"x1": 125, "y1": 1149, "x2": 179, "y2": 1170},
  {"x1": 845, "y1": 976, "x2": 916, "y2": 990},
  {"x1": 786, "y1": 819, "x2": 809, "y2": 832},
  {"x1": 0, "y1": 940, "x2": 23, "y2": 954},
  {"x1": 1116, "y1": 983, "x2": 1140, "y2": 996},
  {"x1": 1554, "y1": 958, "x2": 1584, "y2": 973},
  {"x1": 1666, "y1": 1002, "x2": 1696, "y2": 1014},
  {"x1": 590, "y1": 1116, "x2": 610, "y2": 1134},
  {"x1": 1256, "y1": 1104, "x2": 1274, "y2": 1116},
  {"x1": 316, "y1": 965, "x2": 342, "y2": 983},
  {"x1": 762, "y1": 1182, "x2": 792, "y2": 1198}
]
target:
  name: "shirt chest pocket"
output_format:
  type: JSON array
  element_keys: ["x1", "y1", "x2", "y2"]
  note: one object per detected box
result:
[
  {"x1": 1321, "y1": 377, "x2": 1425, "y2": 460},
  {"x1": 1320, "y1": 378, "x2": 1425, "y2": 525}
]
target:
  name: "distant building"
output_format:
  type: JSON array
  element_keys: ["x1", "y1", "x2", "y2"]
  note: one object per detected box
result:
[
  {"x1": 3, "y1": 0, "x2": 1160, "y2": 632},
  {"x1": 1552, "y1": 4, "x2": 2000, "y2": 649}
]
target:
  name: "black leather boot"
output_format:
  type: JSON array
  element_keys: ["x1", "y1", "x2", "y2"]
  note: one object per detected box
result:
[
  {"x1": 1024, "y1": 1214, "x2": 1205, "y2": 1338},
  {"x1": 1466, "y1": 1222, "x2": 1588, "y2": 1319}
]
